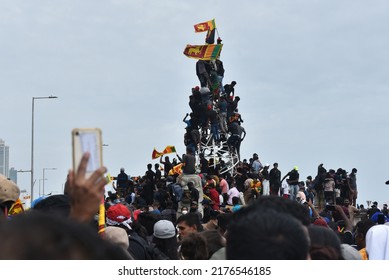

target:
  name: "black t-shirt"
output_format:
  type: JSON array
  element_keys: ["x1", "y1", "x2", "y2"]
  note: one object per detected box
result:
[
  {"x1": 228, "y1": 122, "x2": 239, "y2": 134},
  {"x1": 269, "y1": 168, "x2": 281, "y2": 186},
  {"x1": 145, "y1": 170, "x2": 155, "y2": 182},
  {"x1": 155, "y1": 169, "x2": 161, "y2": 182},
  {"x1": 163, "y1": 162, "x2": 173, "y2": 176},
  {"x1": 117, "y1": 172, "x2": 129, "y2": 188},
  {"x1": 200, "y1": 157, "x2": 209, "y2": 174},
  {"x1": 209, "y1": 109, "x2": 218, "y2": 124},
  {"x1": 182, "y1": 154, "x2": 196, "y2": 174},
  {"x1": 190, "y1": 187, "x2": 200, "y2": 204},
  {"x1": 288, "y1": 170, "x2": 299, "y2": 184}
]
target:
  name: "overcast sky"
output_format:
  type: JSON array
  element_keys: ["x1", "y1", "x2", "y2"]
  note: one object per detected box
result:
[{"x1": 1, "y1": 0, "x2": 389, "y2": 206}]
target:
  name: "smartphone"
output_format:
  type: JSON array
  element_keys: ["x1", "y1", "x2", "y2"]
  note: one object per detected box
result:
[
  {"x1": 325, "y1": 204, "x2": 336, "y2": 211},
  {"x1": 72, "y1": 128, "x2": 103, "y2": 177}
]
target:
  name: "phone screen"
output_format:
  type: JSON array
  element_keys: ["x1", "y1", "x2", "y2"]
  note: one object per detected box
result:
[
  {"x1": 72, "y1": 128, "x2": 102, "y2": 176},
  {"x1": 325, "y1": 204, "x2": 336, "y2": 211}
]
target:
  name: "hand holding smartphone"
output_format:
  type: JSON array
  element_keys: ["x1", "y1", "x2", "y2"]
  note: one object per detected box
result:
[
  {"x1": 325, "y1": 204, "x2": 336, "y2": 211},
  {"x1": 72, "y1": 128, "x2": 103, "y2": 178}
]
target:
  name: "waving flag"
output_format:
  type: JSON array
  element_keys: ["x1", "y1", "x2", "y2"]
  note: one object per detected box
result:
[
  {"x1": 163, "y1": 145, "x2": 176, "y2": 154},
  {"x1": 194, "y1": 19, "x2": 216, "y2": 33},
  {"x1": 169, "y1": 163, "x2": 183, "y2": 175},
  {"x1": 8, "y1": 198, "x2": 24, "y2": 216},
  {"x1": 152, "y1": 145, "x2": 177, "y2": 159},
  {"x1": 183, "y1": 44, "x2": 223, "y2": 60},
  {"x1": 152, "y1": 148, "x2": 164, "y2": 159}
]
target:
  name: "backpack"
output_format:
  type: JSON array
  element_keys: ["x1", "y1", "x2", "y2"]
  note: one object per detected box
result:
[
  {"x1": 128, "y1": 234, "x2": 169, "y2": 260},
  {"x1": 146, "y1": 243, "x2": 170, "y2": 260}
]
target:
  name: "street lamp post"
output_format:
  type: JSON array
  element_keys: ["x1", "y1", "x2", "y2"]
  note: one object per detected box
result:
[
  {"x1": 42, "y1": 167, "x2": 56, "y2": 196},
  {"x1": 17, "y1": 169, "x2": 32, "y2": 173},
  {"x1": 31, "y1": 95, "x2": 58, "y2": 202},
  {"x1": 39, "y1": 178, "x2": 47, "y2": 197}
]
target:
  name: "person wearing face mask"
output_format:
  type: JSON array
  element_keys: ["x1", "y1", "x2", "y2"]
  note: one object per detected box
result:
[{"x1": 181, "y1": 206, "x2": 189, "y2": 215}]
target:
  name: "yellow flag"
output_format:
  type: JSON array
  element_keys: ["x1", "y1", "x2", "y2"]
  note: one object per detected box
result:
[{"x1": 105, "y1": 173, "x2": 112, "y2": 184}]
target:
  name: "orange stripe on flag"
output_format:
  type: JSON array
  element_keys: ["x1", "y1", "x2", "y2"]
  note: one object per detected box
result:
[
  {"x1": 163, "y1": 145, "x2": 176, "y2": 154},
  {"x1": 183, "y1": 44, "x2": 223, "y2": 60},
  {"x1": 152, "y1": 148, "x2": 164, "y2": 159}
]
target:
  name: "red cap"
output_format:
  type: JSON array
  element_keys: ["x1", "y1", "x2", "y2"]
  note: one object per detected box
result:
[{"x1": 106, "y1": 204, "x2": 131, "y2": 223}]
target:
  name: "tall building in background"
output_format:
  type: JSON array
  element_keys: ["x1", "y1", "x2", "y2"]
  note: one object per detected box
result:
[
  {"x1": 9, "y1": 167, "x2": 17, "y2": 183},
  {"x1": 0, "y1": 139, "x2": 10, "y2": 178}
]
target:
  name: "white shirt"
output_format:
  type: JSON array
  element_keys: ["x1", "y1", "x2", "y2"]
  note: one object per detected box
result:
[
  {"x1": 282, "y1": 181, "x2": 290, "y2": 196},
  {"x1": 227, "y1": 187, "x2": 240, "y2": 205}
]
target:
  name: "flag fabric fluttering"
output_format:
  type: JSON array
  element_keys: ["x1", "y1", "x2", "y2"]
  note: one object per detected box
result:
[
  {"x1": 152, "y1": 148, "x2": 164, "y2": 159},
  {"x1": 163, "y1": 145, "x2": 176, "y2": 154},
  {"x1": 8, "y1": 198, "x2": 24, "y2": 216},
  {"x1": 152, "y1": 145, "x2": 177, "y2": 159},
  {"x1": 183, "y1": 44, "x2": 223, "y2": 60},
  {"x1": 194, "y1": 19, "x2": 216, "y2": 33},
  {"x1": 169, "y1": 163, "x2": 183, "y2": 175},
  {"x1": 194, "y1": 19, "x2": 216, "y2": 44}
]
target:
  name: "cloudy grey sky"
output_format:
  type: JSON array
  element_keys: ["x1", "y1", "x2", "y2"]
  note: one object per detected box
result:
[{"x1": 1, "y1": 0, "x2": 389, "y2": 206}]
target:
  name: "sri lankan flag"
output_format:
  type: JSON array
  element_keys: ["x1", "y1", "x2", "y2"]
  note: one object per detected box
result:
[
  {"x1": 163, "y1": 145, "x2": 176, "y2": 154},
  {"x1": 152, "y1": 148, "x2": 164, "y2": 159},
  {"x1": 8, "y1": 198, "x2": 24, "y2": 216},
  {"x1": 194, "y1": 19, "x2": 216, "y2": 33},
  {"x1": 183, "y1": 44, "x2": 223, "y2": 60},
  {"x1": 98, "y1": 197, "x2": 105, "y2": 237},
  {"x1": 169, "y1": 163, "x2": 183, "y2": 175}
]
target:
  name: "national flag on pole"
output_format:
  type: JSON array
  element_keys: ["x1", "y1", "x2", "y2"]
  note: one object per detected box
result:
[
  {"x1": 194, "y1": 19, "x2": 216, "y2": 33},
  {"x1": 163, "y1": 145, "x2": 176, "y2": 154},
  {"x1": 183, "y1": 44, "x2": 223, "y2": 60},
  {"x1": 98, "y1": 197, "x2": 105, "y2": 237},
  {"x1": 152, "y1": 148, "x2": 164, "y2": 159}
]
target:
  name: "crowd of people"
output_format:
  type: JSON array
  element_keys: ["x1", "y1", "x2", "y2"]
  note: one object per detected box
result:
[
  {"x1": 1, "y1": 38, "x2": 389, "y2": 261},
  {"x1": 185, "y1": 46, "x2": 245, "y2": 161},
  {"x1": 1, "y1": 151, "x2": 389, "y2": 260}
]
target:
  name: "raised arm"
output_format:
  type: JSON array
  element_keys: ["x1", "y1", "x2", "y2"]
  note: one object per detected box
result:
[
  {"x1": 67, "y1": 152, "x2": 107, "y2": 224},
  {"x1": 176, "y1": 153, "x2": 183, "y2": 163}
]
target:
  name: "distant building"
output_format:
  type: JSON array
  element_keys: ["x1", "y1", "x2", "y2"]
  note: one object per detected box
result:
[
  {"x1": 9, "y1": 167, "x2": 17, "y2": 183},
  {"x1": 0, "y1": 139, "x2": 9, "y2": 178}
]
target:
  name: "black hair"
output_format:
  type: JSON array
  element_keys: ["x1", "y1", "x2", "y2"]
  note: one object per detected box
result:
[
  {"x1": 0, "y1": 212, "x2": 130, "y2": 259},
  {"x1": 200, "y1": 230, "x2": 225, "y2": 259},
  {"x1": 308, "y1": 225, "x2": 343, "y2": 260},
  {"x1": 152, "y1": 235, "x2": 179, "y2": 260},
  {"x1": 227, "y1": 210, "x2": 309, "y2": 260},
  {"x1": 177, "y1": 213, "x2": 202, "y2": 232},
  {"x1": 179, "y1": 232, "x2": 208, "y2": 260},
  {"x1": 249, "y1": 196, "x2": 311, "y2": 226}
]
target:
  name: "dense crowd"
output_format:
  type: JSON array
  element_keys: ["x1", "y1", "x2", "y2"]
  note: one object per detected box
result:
[
  {"x1": 1, "y1": 37, "x2": 388, "y2": 261},
  {"x1": 1, "y1": 151, "x2": 389, "y2": 260}
]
